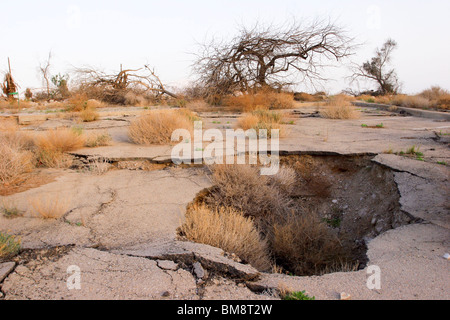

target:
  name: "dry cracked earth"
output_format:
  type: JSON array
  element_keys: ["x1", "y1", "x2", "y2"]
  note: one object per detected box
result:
[{"x1": 0, "y1": 105, "x2": 449, "y2": 300}]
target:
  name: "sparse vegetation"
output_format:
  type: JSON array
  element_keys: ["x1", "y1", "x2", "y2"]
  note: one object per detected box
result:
[
  {"x1": 179, "y1": 205, "x2": 271, "y2": 271},
  {"x1": 79, "y1": 106, "x2": 100, "y2": 122},
  {"x1": 29, "y1": 194, "x2": 71, "y2": 219},
  {"x1": 237, "y1": 109, "x2": 285, "y2": 137},
  {"x1": 35, "y1": 128, "x2": 85, "y2": 168},
  {"x1": 272, "y1": 211, "x2": 348, "y2": 276},
  {"x1": 225, "y1": 91, "x2": 294, "y2": 111},
  {"x1": 84, "y1": 131, "x2": 112, "y2": 148},
  {"x1": 1, "y1": 201, "x2": 22, "y2": 218},
  {"x1": 193, "y1": 163, "x2": 349, "y2": 275},
  {"x1": 0, "y1": 231, "x2": 21, "y2": 259},
  {"x1": 320, "y1": 96, "x2": 360, "y2": 119},
  {"x1": 0, "y1": 130, "x2": 35, "y2": 184},
  {"x1": 129, "y1": 109, "x2": 196, "y2": 145},
  {"x1": 282, "y1": 290, "x2": 315, "y2": 301}
]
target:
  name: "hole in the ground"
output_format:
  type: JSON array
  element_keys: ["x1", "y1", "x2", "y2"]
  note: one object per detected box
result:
[{"x1": 178, "y1": 154, "x2": 413, "y2": 277}]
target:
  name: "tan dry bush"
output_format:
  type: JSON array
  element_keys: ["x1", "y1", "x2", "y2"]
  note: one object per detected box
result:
[
  {"x1": 0, "y1": 137, "x2": 34, "y2": 184},
  {"x1": 29, "y1": 194, "x2": 71, "y2": 219},
  {"x1": 186, "y1": 99, "x2": 211, "y2": 112},
  {"x1": 84, "y1": 131, "x2": 112, "y2": 148},
  {"x1": 294, "y1": 92, "x2": 319, "y2": 102},
  {"x1": 320, "y1": 96, "x2": 360, "y2": 119},
  {"x1": 179, "y1": 205, "x2": 272, "y2": 271},
  {"x1": 272, "y1": 211, "x2": 348, "y2": 276},
  {"x1": 237, "y1": 109, "x2": 286, "y2": 138},
  {"x1": 437, "y1": 94, "x2": 450, "y2": 110},
  {"x1": 269, "y1": 166, "x2": 297, "y2": 195},
  {"x1": 79, "y1": 107, "x2": 99, "y2": 122},
  {"x1": 86, "y1": 99, "x2": 105, "y2": 109},
  {"x1": 129, "y1": 109, "x2": 194, "y2": 145},
  {"x1": 35, "y1": 128, "x2": 85, "y2": 168},
  {"x1": 400, "y1": 95, "x2": 431, "y2": 109},
  {"x1": 225, "y1": 91, "x2": 294, "y2": 112},
  {"x1": 68, "y1": 93, "x2": 89, "y2": 111},
  {"x1": 419, "y1": 86, "x2": 449, "y2": 101},
  {"x1": 125, "y1": 91, "x2": 149, "y2": 106},
  {"x1": 204, "y1": 164, "x2": 291, "y2": 220}
]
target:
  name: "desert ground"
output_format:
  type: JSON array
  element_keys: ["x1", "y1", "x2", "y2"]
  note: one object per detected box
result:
[{"x1": 0, "y1": 101, "x2": 449, "y2": 300}]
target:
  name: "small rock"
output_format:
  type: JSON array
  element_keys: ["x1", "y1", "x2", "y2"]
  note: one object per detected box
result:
[
  {"x1": 161, "y1": 291, "x2": 170, "y2": 297},
  {"x1": 340, "y1": 292, "x2": 351, "y2": 300},
  {"x1": 443, "y1": 253, "x2": 450, "y2": 260},
  {"x1": 0, "y1": 262, "x2": 16, "y2": 283},
  {"x1": 332, "y1": 199, "x2": 338, "y2": 204},
  {"x1": 371, "y1": 217, "x2": 377, "y2": 226},
  {"x1": 193, "y1": 262, "x2": 207, "y2": 279},
  {"x1": 156, "y1": 260, "x2": 178, "y2": 271}
]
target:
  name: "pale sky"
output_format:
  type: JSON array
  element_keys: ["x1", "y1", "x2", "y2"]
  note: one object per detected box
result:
[{"x1": 1, "y1": 0, "x2": 449, "y2": 95}]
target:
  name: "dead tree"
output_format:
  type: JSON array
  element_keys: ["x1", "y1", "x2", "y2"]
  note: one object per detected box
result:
[
  {"x1": 39, "y1": 52, "x2": 52, "y2": 99},
  {"x1": 194, "y1": 18, "x2": 355, "y2": 96},
  {"x1": 350, "y1": 39, "x2": 400, "y2": 95},
  {"x1": 1, "y1": 58, "x2": 18, "y2": 101},
  {"x1": 75, "y1": 65, "x2": 178, "y2": 99}
]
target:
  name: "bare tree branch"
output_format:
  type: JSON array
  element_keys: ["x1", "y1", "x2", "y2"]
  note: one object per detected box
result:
[{"x1": 194, "y1": 18, "x2": 355, "y2": 96}]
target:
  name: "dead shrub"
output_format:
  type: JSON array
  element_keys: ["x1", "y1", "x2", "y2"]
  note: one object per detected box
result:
[
  {"x1": 84, "y1": 131, "x2": 112, "y2": 148},
  {"x1": 29, "y1": 194, "x2": 71, "y2": 219},
  {"x1": 272, "y1": 211, "x2": 349, "y2": 276},
  {"x1": 285, "y1": 155, "x2": 332, "y2": 198},
  {"x1": 67, "y1": 93, "x2": 89, "y2": 111},
  {"x1": 186, "y1": 99, "x2": 211, "y2": 112},
  {"x1": 237, "y1": 109, "x2": 285, "y2": 138},
  {"x1": 320, "y1": 96, "x2": 360, "y2": 119},
  {"x1": 79, "y1": 107, "x2": 99, "y2": 122},
  {"x1": 294, "y1": 92, "x2": 322, "y2": 102},
  {"x1": 204, "y1": 164, "x2": 291, "y2": 221},
  {"x1": 179, "y1": 205, "x2": 272, "y2": 271},
  {"x1": 0, "y1": 136, "x2": 34, "y2": 184},
  {"x1": 35, "y1": 128, "x2": 85, "y2": 168},
  {"x1": 128, "y1": 109, "x2": 195, "y2": 145},
  {"x1": 225, "y1": 91, "x2": 294, "y2": 111},
  {"x1": 400, "y1": 95, "x2": 431, "y2": 109},
  {"x1": 269, "y1": 167, "x2": 297, "y2": 195},
  {"x1": 419, "y1": 86, "x2": 449, "y2": 101},
  {"x1": 125, "y1": 91, "x2": 149, "y2": 106},
  {"x1": 195, "y1": 162, "x2": 349, "y2": 276},
  {"x1": 437, "y1": 94, "x2": 450, "y2": 110}
]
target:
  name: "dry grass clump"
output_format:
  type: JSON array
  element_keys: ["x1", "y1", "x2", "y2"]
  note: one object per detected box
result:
[
  {"x1": 67, "y1": 93, "x2": 89, "y2": 111},
  {"x1": 204, "y1": 164, "x2": 291, "y2": 220},
  {"x1": 294, "y1": 92, "x2": 325, "y2": 102},
  {"x1": 225, "y1": 91, "x2": 294, "y2": 111},
  {"x1": 125, "y1": 91, "x2": 151, "y2": 106},
  {"x1": 129, "y1": 109, "x2": 196, "y2": 145},
  {"x1": 272, "y1": 211, "x2": 348, "y2": 276},
  {"x1": 237, "y1": 109, "x2": 285, "y2": 138},
  {"x1": 179, "y1": 205, "x2": 271, "y2": 271},
  {"x1": 399, "y1": 95, "x2": 430, "y2": 109},
  {"x1": 84, "y1": 131, "x2": 112, "y2": 147},
  {"x1": 79, "y1": 106, "x2": 100, "y2": 122},
  {"x1": 29, "y1": 194, "x2": 71, "y2": 219},
  {"x1": 0, "y1": 128, "x2": 35, "y2": 184},
  {"x1": 35, "y1": 128, "x2": 85, "y2": 168},
  {"x1": 186, "y1": 99, "x2": 211, "y2": 112},
  {"x1": 195, "y1": 162, "x2": 348, "y2": 275},
  {"x1": 320, "y1": 96, "x2": 360, "y2": 119}
]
